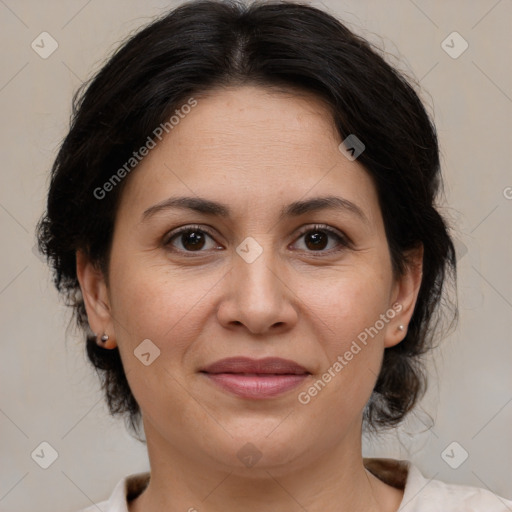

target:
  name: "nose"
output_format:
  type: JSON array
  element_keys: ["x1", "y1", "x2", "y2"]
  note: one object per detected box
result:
[{"x1": 216, "y1": 236, "x2": 299, "y2": 335}]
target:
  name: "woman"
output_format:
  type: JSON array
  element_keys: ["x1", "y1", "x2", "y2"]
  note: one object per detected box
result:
[{"x1": 36, "y1": 0, "x2": 512, "y2": 510}]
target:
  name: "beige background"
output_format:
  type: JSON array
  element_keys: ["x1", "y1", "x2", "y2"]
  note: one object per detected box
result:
[{"x1": 0, "y1": 0, "x2": 511, "y2": 510}]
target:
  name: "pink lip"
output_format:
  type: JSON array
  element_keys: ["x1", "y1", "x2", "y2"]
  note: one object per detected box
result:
[{"x1": 200, "y1": 357, "x2": 310, "y2": 399}]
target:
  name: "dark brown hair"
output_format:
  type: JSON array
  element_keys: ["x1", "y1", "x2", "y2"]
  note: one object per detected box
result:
[{"x1": 36, "y1": 0, "x2": 457, "y2": 438}]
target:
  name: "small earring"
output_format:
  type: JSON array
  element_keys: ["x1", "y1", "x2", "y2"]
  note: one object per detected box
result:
[
  {"x1": 398, "y1": 325, "x2": 405, "y2": 331},
  {"x1": 100, "y1": 333, "x2": 109, "y2": 342}
]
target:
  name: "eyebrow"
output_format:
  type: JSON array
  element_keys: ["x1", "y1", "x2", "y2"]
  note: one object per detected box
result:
[{"x1": 141, "y1": 195, "x2": 368, "y2": 225}]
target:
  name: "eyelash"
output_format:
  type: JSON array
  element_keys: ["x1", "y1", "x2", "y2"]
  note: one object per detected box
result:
[{"x1": 163, "y1": 224, "x2": 350, "y2": 256}]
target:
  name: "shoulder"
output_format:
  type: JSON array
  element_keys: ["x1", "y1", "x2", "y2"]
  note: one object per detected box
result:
[
  {"x1": 404, "y1": 464, "x2": 512, "y2": 512},
  {"x1": 73, "y1": 463, "x2": 512, "y2": 512},
  {"x1": 74, "y1": 472, "x2": 150, "y2": 512},
  {"x1": 365, "y1": 458, "x2": 512, "y2": 512}
]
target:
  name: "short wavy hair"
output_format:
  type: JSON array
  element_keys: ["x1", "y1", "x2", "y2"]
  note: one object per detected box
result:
[{"x1": 36, "y1": 0, "x2": 457, "y2": 438}]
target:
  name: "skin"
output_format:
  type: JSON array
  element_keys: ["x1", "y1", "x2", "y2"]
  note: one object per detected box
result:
[{"x1": 76, "y1": 85, "x2": 423, "y2": 512}]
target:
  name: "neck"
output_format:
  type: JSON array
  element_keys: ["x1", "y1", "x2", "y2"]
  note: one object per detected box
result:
[{"x1": 129, "y1": 422, "x2": 402, "y2": 512}]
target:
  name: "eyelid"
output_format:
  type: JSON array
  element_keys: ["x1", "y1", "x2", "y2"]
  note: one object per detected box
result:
[
  {"x1": 294, "y1": 223, "x2": 350, "y2": 245},
  {"x1": 291, "y1": 223, "x2": 352, "y2": 253},
  {"x1": 165, "y1": 223, "x2": 348, "y2": 241},
  {"x1": 163, "y1": 224, "x2": 220, "y2": 246},
  {"x1": 163, "y1": 223, "x2": 351, "y2": 253}
]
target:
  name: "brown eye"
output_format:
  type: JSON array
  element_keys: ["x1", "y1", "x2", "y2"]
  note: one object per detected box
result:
[
  {"x1": 304, "y1": 231, "x2": 329, "y2": 250},
  {"x1": 293, "y1": 225, "x2": 349, "y2": 254},
  {"x1": 178, "y1": 230, "x2": 206, "y2": 251},
  {"x1": 164, "y1": 226, "x2": 220, "y2": 253}
]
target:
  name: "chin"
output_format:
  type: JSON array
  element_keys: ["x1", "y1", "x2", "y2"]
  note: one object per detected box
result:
[{"x1": 199, "y1": 422, "x2": 314, "y2": 475}]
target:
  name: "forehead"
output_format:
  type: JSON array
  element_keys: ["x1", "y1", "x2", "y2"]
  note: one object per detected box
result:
[
  {"x1": 117, "y1": 85, "x2": 381, "y2": 227},
  {"x1": 178, "y1": 85, "x2": 339, "y2": 160}
]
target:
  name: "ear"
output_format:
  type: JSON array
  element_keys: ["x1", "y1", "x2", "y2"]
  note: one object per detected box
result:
[
  {"x1": 76, "y1": 250, "x2": 117, "y2": 349},
  {"x1": 384, "y1": 244, "x2": 424, "y2": 348}
]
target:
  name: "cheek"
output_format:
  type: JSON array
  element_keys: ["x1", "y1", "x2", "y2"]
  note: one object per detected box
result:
[
  {"x1": 108, "y1": 254, "x2": 221, "y2": 349},
  {"x1": 107, "y1": 260, "x2": 217, "y2": 429},
  {"x1": 299, "y1": 264, "x2": 392, "y2": 348},
  {"x1": 295, "y1": 267, "x2": 391, "y2": 407}
]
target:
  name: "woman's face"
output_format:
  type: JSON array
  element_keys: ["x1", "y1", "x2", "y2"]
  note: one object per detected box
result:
[{"x1": 79, "y1": 85, "x2": 421, "y2": 474}]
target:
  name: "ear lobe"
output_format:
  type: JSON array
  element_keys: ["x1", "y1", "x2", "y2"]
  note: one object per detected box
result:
[
  {"x1": 384, "y1": 244, "x2": 424, "y2": 348},
  {"x1": 76, "y1": 250, "x2": 117, "y2": 349}
]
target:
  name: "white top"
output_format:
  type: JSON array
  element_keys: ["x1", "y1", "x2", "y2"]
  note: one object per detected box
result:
[{"x1": 77, "y1": 458, "x2": 512, "y2": 511}]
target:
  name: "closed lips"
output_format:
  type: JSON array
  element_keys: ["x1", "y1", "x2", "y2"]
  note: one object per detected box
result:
[
  {"x1": 200, "y1": 357, "x2": 310, "y2": 375},
  {"x1": 200, "y1": 357, "x2": 311, "y2": 399}
]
